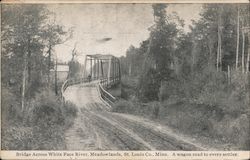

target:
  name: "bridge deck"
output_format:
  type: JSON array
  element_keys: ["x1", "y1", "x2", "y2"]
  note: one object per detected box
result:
[{"x1": 63, "y1": 81, "x2": 109, "y2": 111}]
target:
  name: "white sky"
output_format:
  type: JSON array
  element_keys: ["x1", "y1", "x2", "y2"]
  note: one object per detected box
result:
[{"x1": 48, "y1": 4, "x2": 202, "y2": 63}]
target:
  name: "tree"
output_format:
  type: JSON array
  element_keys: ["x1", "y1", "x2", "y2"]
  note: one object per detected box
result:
[
  {"x1": 2, "y1": 5, "x2": 50, "y2": 111},
  {"x1": 236, "y1": 5, "x2": 240, "y2": 70},
  {"x1": 138, "y1": 4, "x2": 179, "y2": 101},
  {"x1": 1, "y1": 4, "x2": 72, "y2": 113},
  {"x1": 68, "y1": 60, "x2": 83, "y2": 79},
  {"x1": 217, "y1": 6, "x2": 223, "y2": 71},
  {"x1": 120, "y1": 40, "x2": 148, "y2": 77},
  {"x1": 187, "y1": 4, "x2": 244, "y2": 72},
  {"x1": 42, "y1": 16, "x2": 73, "y2": 86},
  {"x1": 239, "y1": 5, "x2": 249, "y2": 73}
]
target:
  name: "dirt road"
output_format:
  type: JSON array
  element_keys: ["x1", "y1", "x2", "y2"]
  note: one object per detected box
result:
[{"x1": 63, "y1": 82, "x2": 208, "y2": 150}]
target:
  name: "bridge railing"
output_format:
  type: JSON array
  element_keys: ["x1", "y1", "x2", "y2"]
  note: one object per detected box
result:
[
  {"x1": 61, "y1": 75, "x2": 120, "y2": 105},
  {"x1": 61, "y1": 77, "x2": 88, "y2": 103},
  {"x1": 98, "y1": 77, "x2": 119, "y2": 106}
]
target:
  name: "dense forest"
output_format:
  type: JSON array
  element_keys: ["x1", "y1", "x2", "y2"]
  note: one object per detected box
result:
[
  {"x1": 116, "y1": 4, "x2": 249, "y2": 149},
  {"x1": 1, "y1": 5, "x2": 78, "y2": 149}
]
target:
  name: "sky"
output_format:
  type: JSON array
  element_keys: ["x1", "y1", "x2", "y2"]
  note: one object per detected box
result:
[{"x1": 48, "y1": 4, "x2": 202, "y2": 63}]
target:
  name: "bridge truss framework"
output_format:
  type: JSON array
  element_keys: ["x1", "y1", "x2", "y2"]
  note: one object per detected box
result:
[{"x1": 83, "y1": 54, "x2": 121, "y2": 84}]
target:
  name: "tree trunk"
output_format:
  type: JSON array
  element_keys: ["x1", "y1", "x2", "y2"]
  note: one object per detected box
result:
[
  {"x1": 219, "y1": 32, "x2": 222, "y2": 71},
  {"x1": 26, "y1": 38, "x2": 31, "y2": 99},
  {"x1": 47, "y1": 44, "x2": 52, "y2": 86},
  {"x1": 236, "y1": 6, "x2": 240, "y2": 70},
  {"x1": 21, "y1": 53, "x2": 27, "y2": 113},
  {"x1": 246, "y1": 4, "x2": 250, "y2": 73},
  {"x1": 129, "y1": 63, "x2": 132, "y2": 76},
  {"x1": 207, "y1": 38, "x2": 213, "y2": 69},
  {"x1": 217, "y1": 18, "x2": 222, "y2": 71},
  {"x1": 227, "y1": 65, "x2": 231, "y2": 84},
  {"x1": 242, "y1": 30, "x2": 245, "y2": 73},
  {"x1": 27, "y1": 50, "x2": 31, "y2": 84},
  {"x1": 55, "y1": 56, "x2": 58, "y2": 95},
  {"x1": 247, "y1": 31, "x2": 250, "y2": 73}
]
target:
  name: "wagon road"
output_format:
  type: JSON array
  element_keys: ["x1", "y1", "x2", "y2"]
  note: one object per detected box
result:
[{"x1": 63, "y1": 81, "x2": 209, "y2": 150}]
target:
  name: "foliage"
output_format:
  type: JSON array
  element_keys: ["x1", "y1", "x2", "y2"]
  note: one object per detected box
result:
[
  {"x1": 1, "y1": 86, "x2": 22, "y2": 125},
  {"x1": 112, "y1": 100, "x2": 135, "y2": 114},
  {"x1": 1, "y1": 4, "x2": 75, "y2": 150},
  {"x1": 118, "y1": 4, "x2": 250, "y2": 150},
  {"x1": 68, "y1": 60, "x2": 83, "y2": 79},
  {"x1": 113, "y1": 100, "x2": 160, "y2": 119},
  {"x1": 2, "y1": 5, "x2": 48, "y2": 98},
  {"x1": 1, "y1": 4, "x2": 71, "y2": 101},
  {"x1": 120, "y1": 76, "x2": 138, "y2": 100},
  {"x1": 120, "y1": 4, "x2": 181, "y2": 101},
  {"x1": 137, "y1": 68, "x2": 160, "y2": 101},
  {"x1": 1, "y1": 89, "x2": 78, "y2": 150}
]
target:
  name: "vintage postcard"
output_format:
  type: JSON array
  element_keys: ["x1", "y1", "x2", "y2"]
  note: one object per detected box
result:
[{"x1": 1, "y1": 0, "x2": 249, "y2": 159}]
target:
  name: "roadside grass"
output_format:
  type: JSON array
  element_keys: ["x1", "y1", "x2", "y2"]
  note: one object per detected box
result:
[
  {"x1": 113, "y1": 99, "x2": 250, "y2": 150},
  {"x1": 1, "y1": 88, "x2": 78, "y2": 150},
  {"x1": 113, "y1": 100, "x2": 160, "y2": 119},
  {"x1": 112, "y1": 75, "x2": 250, "y2": 150},
  {"x1": 107, "y1": 83, "x2": 122, "y2": 98}
]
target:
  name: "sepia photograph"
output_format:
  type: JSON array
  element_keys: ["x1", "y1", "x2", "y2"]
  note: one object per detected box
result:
[{"x1": 1, "y1": 0, "x2": 250, "y2": 156}]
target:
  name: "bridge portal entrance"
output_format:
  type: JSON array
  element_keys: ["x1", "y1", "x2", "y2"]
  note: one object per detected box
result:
[{"x1": 83, "y1": 54, "x2": 121, "y2": 84}]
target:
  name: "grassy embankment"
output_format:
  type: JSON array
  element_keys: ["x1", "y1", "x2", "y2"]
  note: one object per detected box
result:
[
  {"x1": 111, "y1": 75, "x2": 250, "y2": 150},
  {"x1": 1, "y1": 87, "x2": 78, "y2": 150}
]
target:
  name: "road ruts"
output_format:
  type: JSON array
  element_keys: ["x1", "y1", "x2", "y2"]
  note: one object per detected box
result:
[{"x1": 63, "y1": 82, "x2": 206, "y2": 150}]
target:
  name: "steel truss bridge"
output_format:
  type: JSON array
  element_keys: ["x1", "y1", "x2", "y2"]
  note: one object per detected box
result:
[
  {"x1": 60, "y1": 54, "x2": 206, "y2": 151},
  {"x1": 61, "y1": 54, "x2": 121, "y2": 106}
]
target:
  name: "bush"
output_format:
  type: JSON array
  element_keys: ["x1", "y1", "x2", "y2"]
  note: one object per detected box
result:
[
  {"x1": 1, "y1": 87, "x2": 22, "y2": 124},
  {"x1": 28, "y1": 91, "x2": 64, "y2": 127},
  {"x1": 62, "y1": 101, "x2": 78, "y2": 128},
  {"x1": 112, "y1": 100, "x2": 135, "y2": 114},
  {"x1": 158, "y1": 100, "x2": 250, "y2": 150},
  {"x1": 197, "y1": 71, "x2": 249, "y2": 115},
  {"x1": 158, "y1": 78, "x2": 184, "y2": 101},
  {"x1": 1, "y1": 90, "x2": 78, "y2": 150},
  {"x1": 113, "y1": 100, "x2": 161, "y2": 119},
  {"x1": 121, "y1": 76, "x2": 138, "y2": 100},
  {"x1": 137, "y1": 68, "x2": 160, "y2": 102},
  {"x1": 1, "y1": 126, "x2": 33, "y2": 150},
  {"x1": 113, "y1": 95, "x2": 249, "y2": 150},
  {"x1": 211, "y1": 114, "x2": 250, "y2": 150}
]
